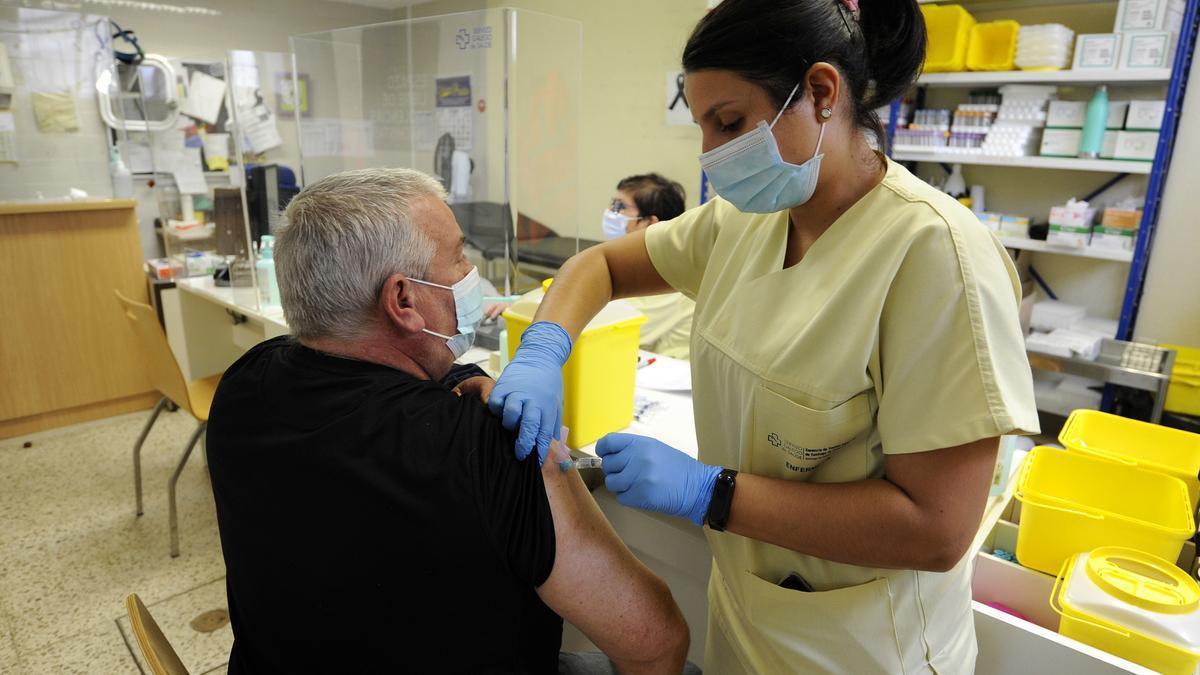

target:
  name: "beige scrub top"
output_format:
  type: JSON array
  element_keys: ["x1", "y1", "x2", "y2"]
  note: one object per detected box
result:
[
  {"x1": 645, "y1": 158, "x2": 1039, "y2": 674},
  {"x1": 627, "y1": 293, "x2": 695, "y2": 360}
]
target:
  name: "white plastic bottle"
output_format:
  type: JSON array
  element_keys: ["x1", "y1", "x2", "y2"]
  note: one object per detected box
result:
[
  {"x1": 110, "y1": 147, "x2": 133, "y2": 198},
  {"x1": 256, "y1": 235, "x2": 280, "y2": 307}
]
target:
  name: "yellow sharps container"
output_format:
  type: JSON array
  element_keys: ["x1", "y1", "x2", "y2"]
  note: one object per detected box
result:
[{"x1": 502, "y1": 279, "x2": 645, "y2": 449}]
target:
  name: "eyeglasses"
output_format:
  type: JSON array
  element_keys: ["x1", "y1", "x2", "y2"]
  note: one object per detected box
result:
[{"x1": 609, "y1": 198, "x2": 637, "y2": 215}]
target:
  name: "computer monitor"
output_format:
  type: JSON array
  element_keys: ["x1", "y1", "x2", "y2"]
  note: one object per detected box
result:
[{"x1": 246, "y1": 164, "x2": 299, "y2": 244}]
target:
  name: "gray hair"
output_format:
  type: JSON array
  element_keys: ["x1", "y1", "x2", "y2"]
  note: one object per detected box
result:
[{"x1": 274, "y1": 167, "x2": 447, "y2": 340}]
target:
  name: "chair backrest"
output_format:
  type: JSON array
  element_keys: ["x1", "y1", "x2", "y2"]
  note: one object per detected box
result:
[
  {"x1": 125, "y1": 593, "x2": 190, "y2": 675},
  {"x1": 114, "y1": 290, "x2": 193, "y2": 414}
]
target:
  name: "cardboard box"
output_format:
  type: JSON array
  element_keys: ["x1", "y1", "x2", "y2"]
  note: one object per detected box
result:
[
  {"x1": 1047, "y1": 101, "x2": 1087, "y2": 128},
  {"x1": 1120, "y1": 31, "x2": 1178, "y2": 69},
  {"x1": 1114, "y1": 0, "x2": 1185, "y2": 33},
  {"x1": 1108, "y1": 101, "x2": 1129, "y2": 129},
  {"x1": 1074, "y1": 33, "x2": 1123, "y2": 69},
  {"x1": 1049, "y1": 205, "x2": 1097, "y2": 229},
  {"x1": 999, "y1": 214, "x2": 1031, "y2": 238},
  {"x1": 1126, "y1": 100, "x2": 1166, "y2": 129},
  {"x1": 1101, "y1": 208, "x2": 1143, "y2": 229},
  {"x1": 1048, "y1": 223, "x2": 1093, "y2": 247},
  {"x1": 1114, "y1": 130, "x2": 1159, "y2": 160},
  {"x1": 1091, "y1": 226, "x2": 1136, "y2": 250},
  {"x1": 1040, "y1": 128, "x2": 1082, "y2": 157}
]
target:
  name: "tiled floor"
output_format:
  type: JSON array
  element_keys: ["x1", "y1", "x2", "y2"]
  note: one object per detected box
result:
[{"x1": 0, "y1": 409, "x2": 232, "y2": 674}]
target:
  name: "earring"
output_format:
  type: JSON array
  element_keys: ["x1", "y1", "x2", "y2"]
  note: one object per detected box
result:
[{"x1": 820, "y1": 107, "x2": 833, "y2": 119}]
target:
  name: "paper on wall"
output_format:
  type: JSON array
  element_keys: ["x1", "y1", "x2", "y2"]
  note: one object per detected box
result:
[
  {"x1": 181, "y1": 71, "x2": 227, "y2": 125},
  {"x1": 435, "y1": 107, "x2": 471, "y2": 151},
  {"x1": 0, "y1": 110, "x2": 16, "y2": 163},
  {"x1": 31, "y1": 90, "x2": 79, "y2": 132},
  {"x1": 202, "y1": 133, "x2": 230, "y2": 171},
  {"x1": 241, "y1": 103, "x2": 282, "y2": 153},
  {"x1": 117, "y1": 140, "x2": 153, "y2": 173},
  {"x1": 171, "y1": 147, "x2": 208, "y2": 195}
]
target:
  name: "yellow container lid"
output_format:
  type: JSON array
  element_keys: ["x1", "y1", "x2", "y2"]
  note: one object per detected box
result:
[
  {"x1": 1059, "y1": 547, "x2": 1200, "y2": 655},
  {"x1": 1086, "y1": 548, "x2": 1200, "y2": 615}
]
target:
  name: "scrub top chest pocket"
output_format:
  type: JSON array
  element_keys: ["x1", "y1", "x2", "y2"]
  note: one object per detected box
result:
[{"x1": 750, "y1": 384, "x2": 871, "y2": 481}]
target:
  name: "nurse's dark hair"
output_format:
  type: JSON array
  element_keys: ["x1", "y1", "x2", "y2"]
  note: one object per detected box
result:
[
  {"x1": 617, "y1": 173, "x2": 687, "y2": 222},
  {"x1": 682, "y1": 0, "x2": 926, "y2": 146}
]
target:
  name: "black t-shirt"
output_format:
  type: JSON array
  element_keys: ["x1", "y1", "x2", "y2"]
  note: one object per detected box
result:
[{"x1": 206, "y1": 337, "x2": 561, "y2": 674}]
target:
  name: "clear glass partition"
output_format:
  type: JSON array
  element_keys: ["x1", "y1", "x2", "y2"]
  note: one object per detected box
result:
[{"x1": 291, "y1": 8, "x2": 582, "y2": 296}]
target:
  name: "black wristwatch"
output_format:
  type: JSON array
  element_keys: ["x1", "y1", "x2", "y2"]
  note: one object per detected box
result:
[{"x1": 705, "y1": 468, "x2": 738, "y2": 532}]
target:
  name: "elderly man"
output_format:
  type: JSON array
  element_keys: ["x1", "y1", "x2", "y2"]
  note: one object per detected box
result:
[{"x1": 206, "y1": 168, "x2": 690, "y2": 674}]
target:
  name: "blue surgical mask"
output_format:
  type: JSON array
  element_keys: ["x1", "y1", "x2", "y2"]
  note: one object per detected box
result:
[
  {"x1": 698, "y1": 83, "x2": 826, "y2": 214},
  {"x1": 411, "y1": 266, "x2": 483, "y2": 359},
  {"x1": 602, "y1": 210, "x2": 633, "y2": 240}
]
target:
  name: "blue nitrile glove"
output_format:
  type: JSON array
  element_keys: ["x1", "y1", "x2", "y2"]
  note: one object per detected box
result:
[
  {"x1": 597, "y1": 433, "x2": 722, "y2": 526},
  {"x1": 487, "y1": 321, "x2": 572, "y2": 464}
]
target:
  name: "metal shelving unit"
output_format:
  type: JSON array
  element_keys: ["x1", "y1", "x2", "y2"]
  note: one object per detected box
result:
[
  {"x1": 996, "y1": 236, "x2": 1134, "y2": 262},
  {"x1": 918, "y1": 68, "x2": 1172, "y2": 87},
  {"x1": 1027, "y1": 340, "x2": 1176, "y2": 422},
  {"x1": 891, "y1": 151, "x2": 1153, "y2": 174},
  {"x1": 888, "y1": 0, "x2": 1200, "y2": 343}
]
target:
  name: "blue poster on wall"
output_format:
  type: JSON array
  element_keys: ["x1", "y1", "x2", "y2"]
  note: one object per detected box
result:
[{"x1": 436, "y1": 76, "x2": 471, "y2": 108}]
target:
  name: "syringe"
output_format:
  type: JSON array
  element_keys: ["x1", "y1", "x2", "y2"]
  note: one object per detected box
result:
[{"x1": 559, "y1": 456, "x2": 603, "y2": 472}]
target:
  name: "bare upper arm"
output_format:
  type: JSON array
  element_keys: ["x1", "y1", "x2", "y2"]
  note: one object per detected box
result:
[
  {"x1": 534, "y1": 456, "x2": 686, "y2": 670},
  {"x1": 596, "y1": 228, "x2": 674, "y2": 299},
  {"x1": 884, "y1": 436, "x2": 1000, "y2": 559}
]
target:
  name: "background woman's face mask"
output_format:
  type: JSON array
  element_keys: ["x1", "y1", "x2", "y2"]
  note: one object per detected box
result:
[
  {"x1": 602, "y1": 210, "x2": 634, "y2": 240},
  {"x1": 698, "y1": 83, "x2": 826, "y2": 214}
]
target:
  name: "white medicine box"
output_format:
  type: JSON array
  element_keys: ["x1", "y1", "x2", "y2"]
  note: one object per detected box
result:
[
  {"x1": 1119, "y1": 31, "x2": 1178, "y2": 69},
  {"x1": 1126, "y1": 100, "x2": 1166, "y2": 129},
  {"x1": 1113, "y1": 130, "x2": 1159, "y2": 160},
  {"x1": 1101, "y1": 130, "x2": 1120, "y2": 158},
  {"x1": 1073, "y1": 34, "x2": 1122, "y2": 69},
  {"x1": 1040, "y1": 128, "x2": 1082, "y2": 157},
  {"x1": 1108, "y1": 101, "x2": 1129, "y2": 129},
  {"x1": 1114, "y1": 0, "x2": 1185, "y2": 33},
  {"x1": 1047, "y1": 101, "x2": 1087, "y2": 128}
]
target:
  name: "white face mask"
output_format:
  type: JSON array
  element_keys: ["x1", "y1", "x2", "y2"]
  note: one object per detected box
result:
[
  {"x1": 698, "y1": 83, "x2": 826, "y2": 213},
  {"x1": 602, "y1": 210, "x2": 634, "y2": 240},
  {"x1": 409, "y1": 266, "x2": 483, "y2": 359}
]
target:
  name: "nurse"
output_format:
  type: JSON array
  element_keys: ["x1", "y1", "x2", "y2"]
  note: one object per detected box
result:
[{"x1": 489, "y1": 0, "x2": 1040, "y2": 671}]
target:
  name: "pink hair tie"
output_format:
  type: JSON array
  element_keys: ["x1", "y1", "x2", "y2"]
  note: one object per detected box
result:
[{"x1": 841, "y1": 0, "x2": 860, "y2": 17}]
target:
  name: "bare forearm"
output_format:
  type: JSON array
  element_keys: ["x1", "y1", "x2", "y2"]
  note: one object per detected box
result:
[
  {"x1": 533, "y1": 249, "x2": 614, "y2": 340},
  {"x1": 727, "y1": 474, "x2": 984, "y2": 572}
]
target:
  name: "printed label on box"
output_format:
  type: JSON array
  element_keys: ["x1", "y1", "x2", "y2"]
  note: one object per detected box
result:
[
  {"x1": 1076, "y1": 35, "x2": 1120, "y2": 68},
  {"x1": 1121, "y1": 0, "x2": 1165, "y2": 30},
  {"x1": 1126, "y1": 34, "x2": 1170, "y2": 68}
]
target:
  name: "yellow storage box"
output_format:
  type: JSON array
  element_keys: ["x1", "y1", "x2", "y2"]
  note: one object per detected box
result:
[
  {"x1": 967, "y1": 20, "x2": 1019, "y2": 71},
  {"x1": 1053, "y1": 547, "x2": 1200, "y2": 675},
  {"x1": 922, "y1": 4, "x2": 976, "y2": 72},
  {"x1": 1060, "y1": 409, "x2": 1200, "y2": 509},
  {"x1": 504, "y1": 281, "x2": 645, "y2": 449},
  {"x1": 1163, "y1": 344, "x2": 1200, "y2": 416},
  {"x1": 1014, "y1": 446, "x2": 1194, "y2": 575}
]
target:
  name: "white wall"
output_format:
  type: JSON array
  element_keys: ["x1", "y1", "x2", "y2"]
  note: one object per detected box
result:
[{"x1": 1133, "y1": 50, "x2": 1200, "y2": 347}]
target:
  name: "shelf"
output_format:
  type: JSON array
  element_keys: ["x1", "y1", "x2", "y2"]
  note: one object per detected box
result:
[
  {"x1": 918, "y1": 69, "x2": 1172, "y2": 87},
  {"x1": 997, "y1": 236, "x2": 1134, "y2": 262},
  {"x1": 1027, "y1": 340, "x2": 1173, "y2": 394},
  {"x1": 892, "y1": 151, "x2": 1153, "y2": 174}
]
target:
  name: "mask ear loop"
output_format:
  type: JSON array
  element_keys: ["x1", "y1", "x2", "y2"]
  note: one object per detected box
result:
[
  {"x1": 769, "y1": 83, "x2": 803, "y2": 129},
  {"x1": 813, "y1": 121, "x2": 827, "y2": 156}
]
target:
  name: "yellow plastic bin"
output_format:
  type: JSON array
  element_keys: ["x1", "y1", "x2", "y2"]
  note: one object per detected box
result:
[
  {"x1": 967, "y1": 20, "x2": 1019, "y2": 71},
  {"x1": 1014, "y1": 447, "x2": 1194, "y2": 575},
  {"x1": 921, "y1": 4, "x2": 976, "y2": 72},
  {"x1": 1060, "y1": 409, "x2": 1200, "y2": 509},
  {"x1": 1163, "y1": 344, "x2": 1200, "y2": 416},
  {"x1": 1052, "y1": 547, "x2": 1200, "y2": 675},
  {"x1": 504, "y1": 280, "x2": 645, "y2": 449}
]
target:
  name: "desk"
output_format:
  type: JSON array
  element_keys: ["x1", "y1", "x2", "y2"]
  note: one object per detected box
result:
[
  {"x1": 0, "y1": 199, "x2": 157, "y2": 438},
  {"x1": 170, "y1": 286, "x2": 1147, "y2": 672}
]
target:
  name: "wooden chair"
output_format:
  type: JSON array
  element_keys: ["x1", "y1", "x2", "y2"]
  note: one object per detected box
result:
[
  {"x1": 125, "y1": 593, "x2": 190, "y2": 675},
  {"x1": 115, "y1": 290, "x2": 222, "y2": 557}
]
